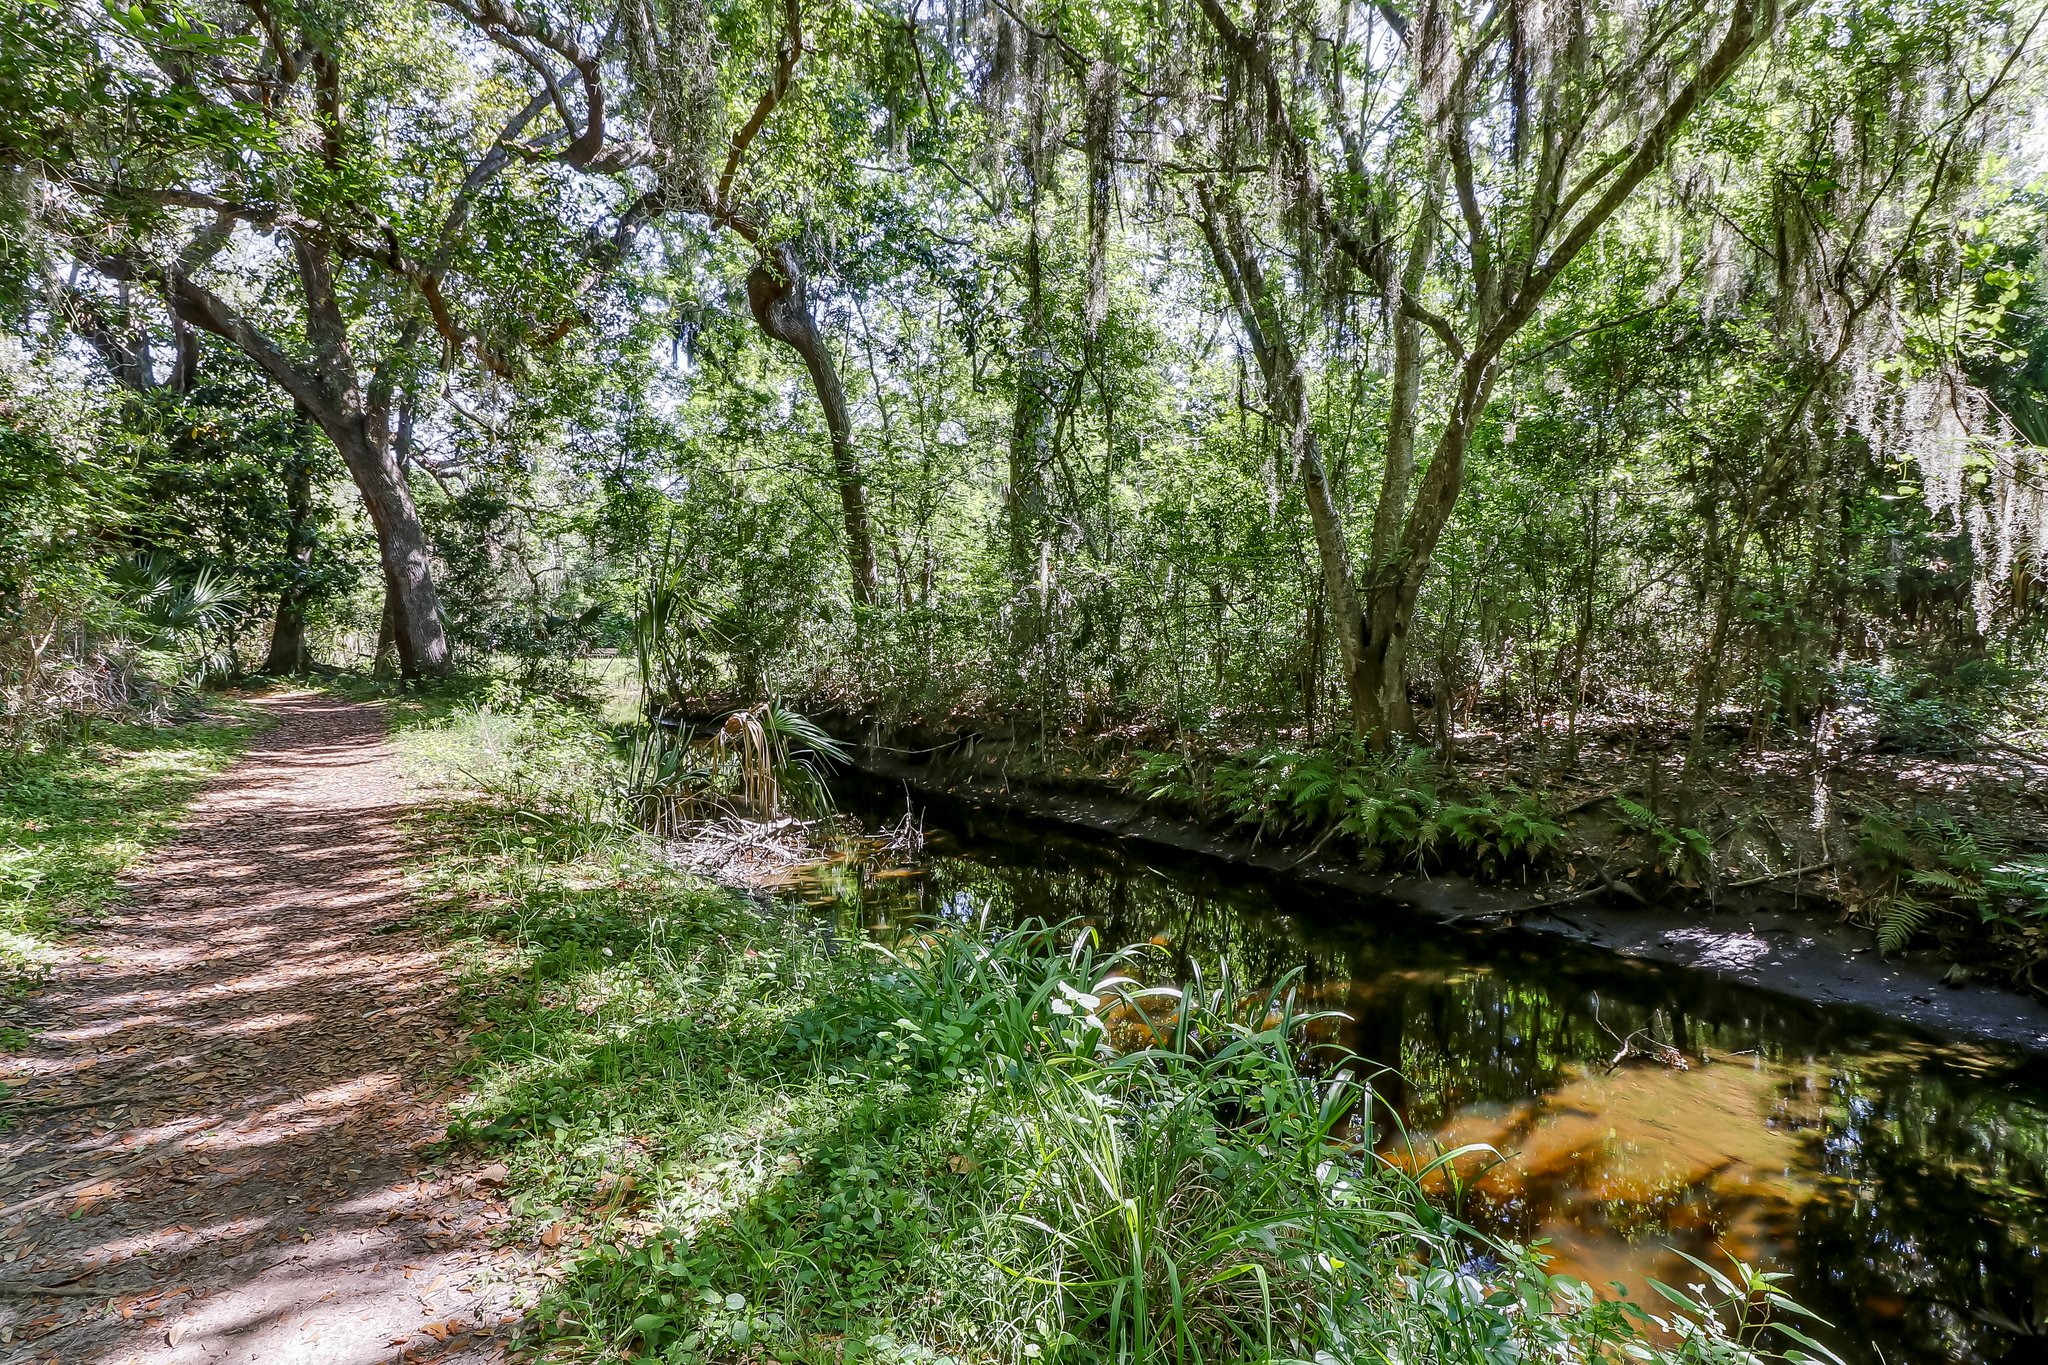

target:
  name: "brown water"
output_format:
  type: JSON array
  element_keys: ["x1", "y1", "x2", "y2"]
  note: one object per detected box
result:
[{"x1": 776, "y1": 797, "x2": 2048, "y2": 1365}]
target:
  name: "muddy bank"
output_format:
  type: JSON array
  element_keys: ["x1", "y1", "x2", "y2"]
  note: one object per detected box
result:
[{"x1": 835, "y1": 740, "x2": 2048, "y2": 1058}]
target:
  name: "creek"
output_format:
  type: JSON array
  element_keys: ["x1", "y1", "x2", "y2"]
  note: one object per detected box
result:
[{"x1": 773, "y1": 788, "x2": 2048, "y2": 1365}]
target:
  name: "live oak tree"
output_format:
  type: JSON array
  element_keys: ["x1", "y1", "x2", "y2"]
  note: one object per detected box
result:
[
  {"x1": 450, "y1": 0, "x2": 887, "y2": 606},
  {"x1": 5, "y1": 0, "x2": 2044, "y2": 790},
  {"x1": 1177, "y1": 0, "x2": 1784, "y2": 741},
  {"x1": 2, "y1": 0, "x2": 653, "y2": 677}
]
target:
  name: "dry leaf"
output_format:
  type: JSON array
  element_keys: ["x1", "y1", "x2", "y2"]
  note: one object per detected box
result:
[
  {"x1": 166, "y1": 1322, "x2": 188, "y2": 1347},
  {"x1": 538, "y1": 1222, "x2": 565, "y2": 1248}
]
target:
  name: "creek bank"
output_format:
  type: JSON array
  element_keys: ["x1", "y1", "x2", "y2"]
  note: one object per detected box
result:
[
  {"x1": 650, "y1": 698, "x2": 2048, "y2": 1053},
  {"x1": 816, "y1": 730, "x2": 2048, "y2": 1058}
]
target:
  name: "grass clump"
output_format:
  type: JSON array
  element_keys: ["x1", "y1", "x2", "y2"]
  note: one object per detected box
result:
[
  {"x1": 402, "y1": 701, "x2": 1835, "y2": 1365},
  {"x1": 0, "y1": 705, "x2": 260, "y2": 981}
]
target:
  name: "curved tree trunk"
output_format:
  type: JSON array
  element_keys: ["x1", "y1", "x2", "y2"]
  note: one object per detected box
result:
[
  {"x1": 1357, "y1": 350, "x2": 1501, "y2": 742},
  {"x1": 326, "y1": 421, "x2": 449, "y2": 681},
  {"x1": 92, "y1": 236, "x2": 458, "y2": 681},
  {"x1": 747, "y1": 243, "x2": 879, "y2": 607},
  {"x1": 1195, "y1": 187, "x2": 1375, "y2": 737},
  {"x1": 287, "y1": 238, "x2": 453, "y2": 680}
]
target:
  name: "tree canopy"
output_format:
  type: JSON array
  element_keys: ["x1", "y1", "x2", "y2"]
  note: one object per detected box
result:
[{"x1": 2, "y1": 0, "x2": 2044, "y2": 748}]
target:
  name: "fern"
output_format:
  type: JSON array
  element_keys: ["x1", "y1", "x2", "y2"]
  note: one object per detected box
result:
[
  {"x1": 1614, "y1": 796, "x2": 1660, "y2": 832},
  {"x1": 1128, "y1": 750, "x2": 1202, "y2": 806},
  {"x1": 1877, "y1": 895, "x2": 1931, "y2": 954},
  {"x1": 1907, "y1": 868, "x2": 1974, "y2": 897},
  {"x1": 1856, "y1": 810, "x2": 1918, "y2": 868},
  {"x1": 1610, "y1": 793, "x2": 1715, "y2": 880}
]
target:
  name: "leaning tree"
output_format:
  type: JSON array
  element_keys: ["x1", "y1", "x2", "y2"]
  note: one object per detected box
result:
[
  {"x1": 2, "y1": 0, "x2": 657, "y2": 677},
  {"x1": 1162, "y1": 0, "x2": 2043, "y2": 742}
]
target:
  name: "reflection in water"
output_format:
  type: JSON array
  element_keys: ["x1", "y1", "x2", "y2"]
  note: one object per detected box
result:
[{"x1": 774, "y1": 800, "x2": 2048, "y2": 1365}]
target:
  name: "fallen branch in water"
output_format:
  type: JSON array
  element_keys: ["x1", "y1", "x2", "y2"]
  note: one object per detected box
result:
[{"x1": 1593, "y1": 1003, "x2": 1689, "y2": 1071}]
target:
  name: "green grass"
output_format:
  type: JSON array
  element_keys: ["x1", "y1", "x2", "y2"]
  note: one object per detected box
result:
[
  {"x1": 0, "y1": 703, "x2": 265, "y2": 981},
  {"x1": 394, "y1": 700, "x2": 1833, "y2": 1365}
]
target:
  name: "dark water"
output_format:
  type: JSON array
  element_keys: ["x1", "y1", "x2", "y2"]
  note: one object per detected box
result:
[{"x1": 781, "y1": 794, "x2": 2048, "y2": 1365}]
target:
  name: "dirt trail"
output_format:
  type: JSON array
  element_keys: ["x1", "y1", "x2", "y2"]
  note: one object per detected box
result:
[{"x1": 1, "y1": 694, "x2": 530, "y2": 1365}]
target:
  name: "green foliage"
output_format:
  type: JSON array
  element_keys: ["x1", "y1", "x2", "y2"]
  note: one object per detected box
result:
[
  {"x1": 1835, "y1": 661, "x2": 2033, "y2": 758},
  {"x1": 418, "y1": 698, "x2": 630, "y2": 858},
  {"x1": 1854, "y1": 809, "x2": 2048, "y2": 965},
  {"x1": 1133, "y1": 742, "x2": 1564, "y2": 881},
  {"x1": 1613, "y1": 797, "x2": 1716, "y2": 883},
  {"x1": 0, "y1": 361, "x2": 128, "y2": 747},
  {"x1": 0, "y1": 707, "x2": 257, "y2": 979},
  {"x1": 1125, "y1": 749, "x2": 1203, "y2": 809},
  {"x1": 635, "y1": 556, "x2": 723, "y2": 715},
  {"x1": 401, "y1": 700, "x2": 1828, "y2": 1365},
  {"x1": 1434, "y1": 790, "x2": 1570, "y2": 880},
  {"x1": 416, "y1": 697, "x2": 849, "y2": 851},
  {"x1": 1331, "y1": 749, "x2": 1446, "y2": 866},
  {"x1": 106, "y1": 553, "x2": 244, "y2": 687},
  {"x1": 622, "y1": 722, "x2": 713, "y2": 838}
]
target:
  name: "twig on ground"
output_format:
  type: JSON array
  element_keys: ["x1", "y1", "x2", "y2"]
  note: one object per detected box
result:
[
  {"x1": 0, "y1": 1283, "x2": 106, "y2": 1298},
  {"x1": 1983, "y1": 738, "x2": 2048, "y2": 767},
  {"x1": 0, "y1": 1091, "x2": 158, "y2": 1116},
  {"x1": 1722, "y1": 859, "x2": 1835, "y2": 891}
]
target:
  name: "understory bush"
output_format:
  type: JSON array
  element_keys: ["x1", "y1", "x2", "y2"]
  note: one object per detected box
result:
[
  {"x1": 409, "y1": 692, "x2": 850, "y2": 851},
  {"x1": 1833, "y1": 660, "x2": 2041, "y2": 758},
  {"x1": 1128, "y1": 743, "x2": 1567, "y2": 880},
  {"x1": 403, "y1": 702, "x2": 1834, "y2": 1365},
  {"x1": 1853, "y1": 807, "x2": 2048, "y2": 980}
]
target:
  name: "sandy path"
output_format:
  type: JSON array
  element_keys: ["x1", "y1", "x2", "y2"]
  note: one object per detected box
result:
[{"x1": 1, "y1": 694, "x2": 530, "y2": 1365}]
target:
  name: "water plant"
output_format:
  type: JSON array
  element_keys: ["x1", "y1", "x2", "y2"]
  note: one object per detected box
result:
[{"x1": 405, "y1": 700, "x2": 1836, "y2": 1365}]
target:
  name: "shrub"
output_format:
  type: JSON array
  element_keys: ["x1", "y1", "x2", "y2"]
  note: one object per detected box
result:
[
  {"x1": 1855, "y1": 807, "x2": 2048, "y2": 969},
  {"x1": 1131, "y1": 742, "x2": 1568, "y2": 881}
]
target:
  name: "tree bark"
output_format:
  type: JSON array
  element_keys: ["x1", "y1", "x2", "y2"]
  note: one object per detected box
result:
[
  {"x1": 86, "y1": 240, "x2": 454, "y2": 680},
  {"x1": 1358, "y1": 349, "x2": 1501, "y2": 740},
  {"x1": 1008, "y1": 52, "x2": 1057, "y2": 574},
  {"x1": 1356, "y1": 206, "x2": 1440, "y2": 743},
  {"x1": 1195, "y1": 187, "x2": 1375, "y2": 736},
  {"x1": 260, "y1": 435, "x2": 320, "y2": 675},
  {"x1": 330, "y1": 420, "x2": 447, "y2": 682},
  {"x1": 746, "y1": 243, "x2": 879, "y2": 608},
  {"x1": 288, "y1": 238, "x2": 452, "y2": 680}
]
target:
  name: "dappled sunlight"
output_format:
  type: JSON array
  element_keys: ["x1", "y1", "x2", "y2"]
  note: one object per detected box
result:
[
  {"x1": 786, "y1": 801, "x2": 2048, "y2": 1365},
  {"x1": 200, "y1": 1012, "x2": 320, "y2": 1037},
  {"x1": 1406, "y1": 1049, "x2": 1819, "y2": 1308},
  {"x1": 0, "y1": 695, "x2": 533, "y2": 1364}
]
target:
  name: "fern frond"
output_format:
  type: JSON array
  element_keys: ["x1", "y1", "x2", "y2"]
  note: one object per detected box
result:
[{"x1": 1876, "y1": 896, "x2": 1930, "y2": 954}]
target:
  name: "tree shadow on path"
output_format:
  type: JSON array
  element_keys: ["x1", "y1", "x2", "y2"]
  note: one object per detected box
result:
[{"x1": 1, "y1": 693, "x2": 535, "y2": 1365}]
